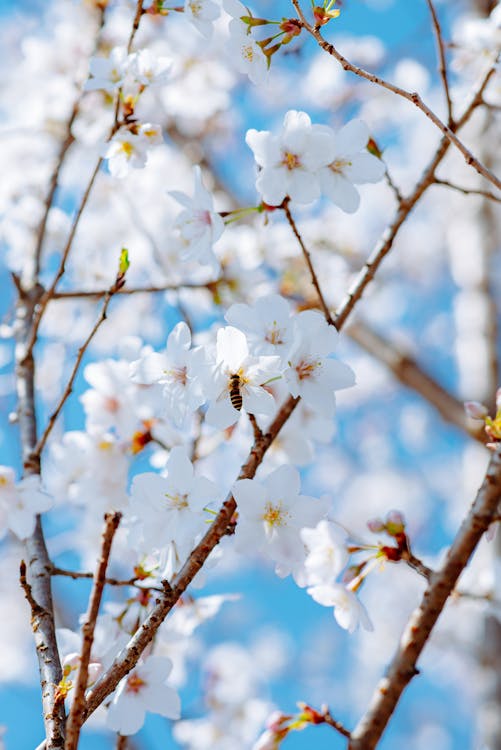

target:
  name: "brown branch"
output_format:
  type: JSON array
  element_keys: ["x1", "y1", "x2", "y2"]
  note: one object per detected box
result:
[
  {"x1": 424, "y1": 0, "x2": 453, "y2": 125},
  {"x1": 127, "y1": 0, "x2": 144, "y2": 54},
  {"x1": 33, "y1": 105, "x2": 77, "y2": 278},
  {"x1": 50, "y1": 282, "x2": 217, "y2": 300},
  {"x1": 348, "y1": 444, "x2": 501, "y2": 749},
  {"x1": 402, "y1": 552, "x2": 434, "y2": 581},
  {"x1": 384, "y1": 168, "x2": 404, "y2": 203},
  {"x1": 333, "y1": 61, "x2": 497, "y2": 330},
  {"x1": 282, "y1": 200, "x2": 335, "y2": 326},
  {"x1": 32, "y1": 274, "x2": 124, "y2": 460},
  {"x1": 346, "y1": 321, "x2": 487, "y2": 444},
  {"x1": 20, "y1": 559, "x2": 47, "y2": 618},
  {"x1": 64, "y1": 512, "x2": 122, "y2": 750},
  {"x1": 15, "y1": 281, "x2": 66, "y2": 750},
  {"x1": 32, "y1": 4, "x2": 107, "y2": 280},
  {"x1": 25, "y1": 158, "x2": 103, "y2": 357},
  {"x1": 323, "y1": 708, "x2": 352, "y2": 739},
  {"x1": 50, "y1": 566, "x2": 159, "y2": 590},
  {"x1": 433, "y1": 178, "x2": 501, "y2": 203},
  {"x1": 248, "y1": 412, "x2": 264, "y2": 443},
  {"x1": 291, "y1": 1, "x2": 501, "y2": 191},
  {"x1": 82, "y1": 394, "x2": 300, "y2": 720},
  {"x1": 25, "y1": 0, "x2": 147, "y2": 359},
  {"x1": 116, "y1": 735, "x2": 128, "y2": 750}
]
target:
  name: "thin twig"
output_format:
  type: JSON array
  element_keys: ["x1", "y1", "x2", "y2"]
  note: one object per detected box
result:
[
  {"x1": 64, "y1": 512, "x2": 122, "y2": 750},
  {"x1": 433, "y1": 178, "x2": 501, "y2": 203},
  {"x1": 282, "y1": 200, "x2": 335, "y2": 326},
  {"x1": 402, "y1": 552, "x2": 434, "y2": 581},
  {"x1": 323, "y1": 708, "x2": 352, "y2": 739},
  {"x1": 51, "y1": 282, "x2": 216, "y2": 300},
  {"x1": 334, "y1": 62, "x2": 497, "y2": 330},
  {"x1": 32, "y1": 274, "x2": 124, "y2": 460},
  {"x1": 384, "y1": 168, "x2": 404, "y2": 203},
  {"x1": 291, "y1": 0, "x2": 501, "y2": 191},
  {"x1": 248, "y1": 412, "x2": 263, "y2": 442},
  {"x1": 424, "y1": 0, "x2": 453, "y2": 125},
  {"x1": 32, "y1": 4, "x2": 107, "y2": 279},
  {"x1": 116, "y1": 735, "x2": 128, "y2": 750},
  {"x1": 25, "y1": 0, "x2": 146, "y2": 360},
  {"x1": 50, "y1": 565, "x2": 161, "y2": 590},
  {"x1": 25, "y1": 158, "x2": 103, "y2": 357},
  {"x1": 33, "y1": 105, "x2": 77, "y2": 278}
]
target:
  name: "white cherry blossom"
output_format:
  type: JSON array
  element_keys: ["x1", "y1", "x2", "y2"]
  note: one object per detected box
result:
[
  {"x1": 245, "y1": 110, "x2": 334, "y2": 205},
  {"x1": 184, "y1": 0, "x2": 220, "y2": 38},
  {"x1": 203, "y1": 326, "x2": 280, "y2": 429},
  {"x1": 224, "y1": 0, "x2": 268, "y2": 86},
  {"x1": 232, "y1": 465, "x2": 329, "y2": 575},
  {"x1": 170, "y1": 166, "x2": 224, "y2": 271},
  {"x1": 106, "y1": 655, "x2": 181, "y2": 735},
  {"x1": 129, "y1": 49, "x2": 172, "y2": 87},
  {"x1": 102, "y1": 128, "x2": 149, "y2": 178},
  {"x1": 300, "y1": 519, "x2": 349, "y2": 585},
  {"x1": 225, "y1": 294, "x2": 294, "y2": 361},
  {"x1": 318, "y1": 119, "x2": 386, "y2": 213},
  {"x1": 0, "y1": 468, "x2": 52, "y2": 540},
  {"x1": 127, "y1": 446, "x2": 218, "y2": 556},
  {"x1": 84, "y1": 47, "x2": 129, "y2": 94},
  {"x1": 307, "y1": 583, "x2": 373, "y2": 633},
  {"x1": 81, "y1": 359, "x2": 142, "y2": 438},
  {"x1": 130, "y1": 321, "x2": 206, "y2": 426},
  {"x1": 284, "y1": 310, "x2": 355, "y2": 416}
]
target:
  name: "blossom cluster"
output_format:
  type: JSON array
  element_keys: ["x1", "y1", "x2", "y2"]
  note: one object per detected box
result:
[{"x1": 247, "y1": 110, "x2": 386, "y2": 210}]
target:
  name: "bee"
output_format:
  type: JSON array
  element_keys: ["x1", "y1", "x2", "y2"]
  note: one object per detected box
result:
[{"x1": 229, "y1": 373, "x2": 243, "y2": 412}]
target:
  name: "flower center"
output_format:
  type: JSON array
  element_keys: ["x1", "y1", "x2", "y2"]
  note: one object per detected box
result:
[
  {"x1": 295, "y1": 358, "x2": 320, "y2": 380},
  {"x1": 126, "y1": 673, "x2": 146, "y2": 694},
  {"x1": 120, "y1": 140, "x2": 134, "y2": 158},
  {"x1": 262, "y1": 500, "x2": 290, "y2": 528},
  {"x1": 104, "y1": 396, "x2": 120, "y2": 413},
  {"x1": 164, "y1": 366, "x2": 188, "y2": 386},
  {"x1": 188, "y1": 0, "x2": 202, "y2": 16},
  {"x1": 98, "y1": 439, "x2": 114, "y2": 451},
  {"x1": 165, "y1": 492, "x2": 189, "y2": 510},
  {"x1": 329, "y1": 158, "x2": 351, "y2": 174},
  {"x1": 282, "y1": 151, "x2": 301, "y2": 170},
  {"x1": 265, "y1": 322, "x2": 286, "y2": 346},
  {"x1": 242, "y1": 43, "x2": 255, "y2": 62}
]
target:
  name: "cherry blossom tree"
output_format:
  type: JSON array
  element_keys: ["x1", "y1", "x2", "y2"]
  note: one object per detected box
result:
[{"x1": 0, "y1": 1, "x2": 500, "y2": 749}]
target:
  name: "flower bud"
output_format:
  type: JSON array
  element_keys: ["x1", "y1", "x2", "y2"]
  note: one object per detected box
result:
[{"x1": 464, "y1": 400, "x2": 488, "y2": 420}]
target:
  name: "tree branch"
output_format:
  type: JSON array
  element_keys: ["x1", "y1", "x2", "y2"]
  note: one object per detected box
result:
[
  {"x1": 32, "y1": 273, "x2": 127, "y2": 461},
  {"x1": 15, "y1": 282, "x2": 66, "y2": 749},
  {"x1": 348, "y1": 444, "x2": 501, "y2": 749},
  {"x1": 64, "y1": 512, "x2": 122, "y2": 750},
  {"x1": 333, "y1": 61, "x2": 497, "y2": 329},
  {"x1": 291, "y1": 0, "x2": 501, "y2": 191},
  {"x1": 282, "y1": 200, "x2": 335, "y2": 326},
  {"x1": 424, "y1": 0, "x2": 453, "y2": 125}
]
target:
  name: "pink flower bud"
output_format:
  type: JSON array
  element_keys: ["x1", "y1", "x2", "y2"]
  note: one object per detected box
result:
[
  {"x1": 367, "y1": 517, "x2": 385, "y2": 533},
  {"x1": 464, "y1": 401, "x2": 488, "y2": 420}
]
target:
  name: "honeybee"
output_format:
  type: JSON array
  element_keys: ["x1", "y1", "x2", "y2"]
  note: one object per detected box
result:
[{"x1": 229, "y1": 373, "x2": 243, "y2": 411}]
